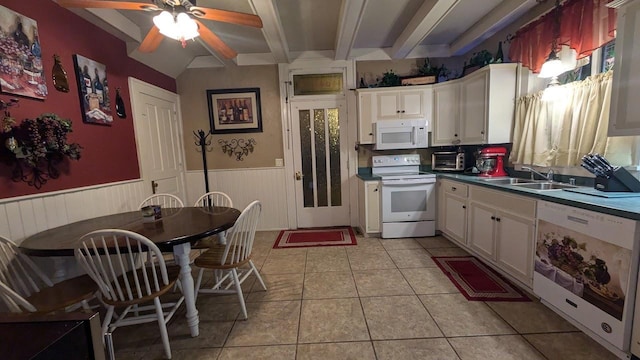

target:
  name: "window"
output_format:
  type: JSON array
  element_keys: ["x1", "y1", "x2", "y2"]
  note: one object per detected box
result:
[{"x1": 292, "y1": 73, "x2": 343, "y2": 96}]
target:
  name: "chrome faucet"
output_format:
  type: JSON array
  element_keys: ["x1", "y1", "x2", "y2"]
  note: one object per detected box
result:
[{"x1": 522, "y1": 166, "x2": 554, "y2": 181}]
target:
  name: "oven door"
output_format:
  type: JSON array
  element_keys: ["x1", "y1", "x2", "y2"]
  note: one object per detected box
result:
[{"x1": 381, "y1": 178, "x2": 436, "y2": 222}]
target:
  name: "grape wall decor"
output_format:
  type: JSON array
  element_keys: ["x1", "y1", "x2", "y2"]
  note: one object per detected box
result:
[
  {"x1": 218, "y1": 138, "x2": 256, "y2": 161},
  {"x1": 1, "y1": 113, "x2": 82, "y2": 189}
]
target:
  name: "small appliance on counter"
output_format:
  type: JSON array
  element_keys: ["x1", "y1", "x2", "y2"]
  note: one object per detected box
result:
[
  {"x1": 432, "y1": 150, "x2": 465, "y2": 172},
  {"x1": 475, "y1": 146, "x2": 508, "y2": 177},
  {"x1": 581, "y1": 153, "x2": 640, "y2": 192}
]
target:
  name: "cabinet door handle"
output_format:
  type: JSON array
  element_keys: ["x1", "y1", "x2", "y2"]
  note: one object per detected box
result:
[
  {"x1": 374, "y1": 188, "x2": 378, "y2": 192},
  {"x1": 396, "y1": 110, "x2": 401, "y2": 113},
  {"x1": 462, "y1": 205, "x2": 466, "y2": 209},
  {"x1": 490, "y1": 216, "x2": 496, "y2": 220},
  {"x1": 368, "y1": 132, "x2": 373, "y2": 136},
  {"x1": 454, "y1": 133, "x2": 458, "y2": 137},
  {"x1": 401, "y1": 110, "x2": 405, "y2": 113},
  {"x1": 496, "y1": 217, "x2": 501, "y2": 222},
  {"x1": 451, "y1": 187, "x2": 457, "y2": 191}
]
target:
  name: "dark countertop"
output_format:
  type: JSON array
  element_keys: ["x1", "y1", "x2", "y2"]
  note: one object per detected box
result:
[{"x1": 438, "y1": 173, "x2": 640, "y2": 221}]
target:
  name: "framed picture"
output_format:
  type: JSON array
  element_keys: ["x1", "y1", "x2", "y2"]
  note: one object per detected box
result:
[
  {"x1": 0, "y1": 5, "x2": 48, "y2": 100},
  {"x1": 72, "y1": 54, "x2": 113, "y2": 126},
  {"x1": 207, "y1": 88, "x2": 262, "y2": 134}
]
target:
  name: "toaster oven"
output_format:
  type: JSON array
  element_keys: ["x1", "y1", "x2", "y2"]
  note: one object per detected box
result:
[{"x1": 431, "y1": 151, "x2": 465, "y2": 171}]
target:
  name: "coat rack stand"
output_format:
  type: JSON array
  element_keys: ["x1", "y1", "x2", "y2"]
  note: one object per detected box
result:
[{"x1": 194, "y1": 130, "x2": 213, "y2": 203}]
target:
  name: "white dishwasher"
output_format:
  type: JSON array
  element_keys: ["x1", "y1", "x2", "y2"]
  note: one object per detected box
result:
[{"x1": 534, "y1": 201, "x2": 639, "y2": 359}]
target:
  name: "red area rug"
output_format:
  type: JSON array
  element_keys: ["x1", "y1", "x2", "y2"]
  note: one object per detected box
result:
[
  {"x1": 273, "y1": 227, "x2": 357, "y2": 249},
  {"x1": 432, "y1": 256, "x2": 530, "y2": 302}
]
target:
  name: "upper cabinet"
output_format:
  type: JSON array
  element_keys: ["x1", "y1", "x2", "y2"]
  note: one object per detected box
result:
[
  {"x1": 356, "y1": 86, "x2": 432, "y2": 144},
  {"x1": 608, "y1": 1, "x2": 640, "y2": 136},
  {"x1": 376, "y1": 90, "x2": 425, "y2": 119},
  {"x1": 432, "y1": 64, "x2": 518, "y2": 146},
  {"x1": 432, "y1": 82, "x2": 461, "y2": 146}
]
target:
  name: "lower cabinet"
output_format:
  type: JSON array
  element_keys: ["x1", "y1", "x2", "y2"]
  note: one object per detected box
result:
[
  {"x1": 440, "y1": 179, "x2": 536, "y2": 288},
  {"x1": 440, "y1": 179, "x2": 468, "y2": 245},
  {"x1": 358, "y1": 179, "x2": 380, "y2": 234}
]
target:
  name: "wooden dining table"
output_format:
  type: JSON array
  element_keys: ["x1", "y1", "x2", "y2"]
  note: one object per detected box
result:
[{"x1": 19, "y1": 206, "x2": 241, "y2": 338}]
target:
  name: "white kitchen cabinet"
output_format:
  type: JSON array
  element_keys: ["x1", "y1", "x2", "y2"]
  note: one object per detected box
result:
[
  {"x1": 609, "y1": 0, "x2": 640, "y2": 136},
  {"x1": 358, "y1": 179, "x2": 380, "y2": 234},
  {"x1": 439, "y1": 179, "x2": 468, "y2": 245},
  {"x1": 376, "y1": 90, "x2": 425, "y2": 120},
  {"x1": 357, "y1": 92, "x2": 375, "y2": 144},
  {"x1": 433, "y1": 64, "x2": 517, "y2": 146},
  {"x1": 356, "y1": 87, "x2": 431, "y2": 144},
  {"x1": 468, "y1": 185, "x2": 536, "y2": 286},
  {"x1": 459, "y1": 64, "x2": 517, "y2": 144},
  {"x1": 432, "y1": 81, "x2": 461, "y2": 146}
]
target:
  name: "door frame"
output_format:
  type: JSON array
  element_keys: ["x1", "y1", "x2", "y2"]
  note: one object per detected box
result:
[
  {"x1": 128, "y1": 77, "x2": 187, "y2": 202},
  {"x1": 278, "y1": 59, "x2": 358, "y2": 229}
]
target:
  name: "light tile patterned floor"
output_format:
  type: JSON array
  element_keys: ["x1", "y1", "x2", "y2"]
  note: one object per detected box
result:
[{"x1": 114, "y1": 231, "x2": 619, "y2": 360}]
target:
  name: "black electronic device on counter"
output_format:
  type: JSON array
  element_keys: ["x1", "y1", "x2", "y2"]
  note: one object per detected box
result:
[{"x1": 581, "y1": 154, "x2": 640, "y2": 192}]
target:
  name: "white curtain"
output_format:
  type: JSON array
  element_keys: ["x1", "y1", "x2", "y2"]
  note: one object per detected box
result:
[{"x1": 510, "y1": 71, "x2": 638, "y2": 167}]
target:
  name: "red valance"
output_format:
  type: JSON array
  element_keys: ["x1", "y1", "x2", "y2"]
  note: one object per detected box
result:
[{"x1": 509, "y1": 0, "x2": 616, "y2": 74}]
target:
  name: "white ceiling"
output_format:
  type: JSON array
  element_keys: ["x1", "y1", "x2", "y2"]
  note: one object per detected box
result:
[{"x1": 61, "y1": 0, "x2": 539, "y2": 78}]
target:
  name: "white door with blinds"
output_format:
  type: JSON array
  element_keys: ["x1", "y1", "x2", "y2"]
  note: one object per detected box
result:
[{"x1": 291, "y1": 100, "x2": 349, "y2": 228}]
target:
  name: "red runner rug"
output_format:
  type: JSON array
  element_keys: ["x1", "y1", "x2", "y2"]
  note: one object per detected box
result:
[
  {"x1": 273, "y1": 227, "x2": 357, "y2": 249},
  {"x1": 432, "y1": 256, "x2": 530, "y2": 302}
]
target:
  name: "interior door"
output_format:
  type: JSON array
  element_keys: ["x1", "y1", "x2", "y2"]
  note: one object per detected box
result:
[
  {"x1": 129, "y1": 78, "x2": 186, "y2": 202},
  {"x1": 291, "y1": 100, "x2": 349, "y2": 227}
]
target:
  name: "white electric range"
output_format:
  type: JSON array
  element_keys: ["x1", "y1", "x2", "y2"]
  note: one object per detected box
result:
[{"x1": 372, "y1": 154, "x2": 436, "y2": 238}]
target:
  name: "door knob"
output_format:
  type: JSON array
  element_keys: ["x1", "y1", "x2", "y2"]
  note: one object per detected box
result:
[
  {"x1": 295, "y1": 171, "x2": 303, "y2": 180},
  {"x1": 151, "y1": 180, "x2": 159, "y2": 194}
]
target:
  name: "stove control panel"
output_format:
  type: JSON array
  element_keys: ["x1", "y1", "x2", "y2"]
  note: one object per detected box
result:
[{"x1": 372, "y1": 154, "x2": 421, "y2": 167}]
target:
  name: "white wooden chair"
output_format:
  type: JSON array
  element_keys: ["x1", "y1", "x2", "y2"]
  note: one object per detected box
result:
[
  {"x1": 193, "y1": 201, "x2": 266, "y2": 319},
  {"x1": 138, "y1": 193, "x2": 184, "y2": 209},
  {"x1": 75, "y1": 229, "x2": 184, "y2": 359},
  {"x1": 0, "y1": 235, "x2": 96, "y2": 314},
  {"x1": 193, "y1": 191, "x2": 233, "y2": 208}
]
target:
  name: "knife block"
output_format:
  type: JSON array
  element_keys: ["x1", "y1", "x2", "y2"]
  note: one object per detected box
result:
[{"x1": 594, "y1": 167, "x2": 640, "y2": 192}]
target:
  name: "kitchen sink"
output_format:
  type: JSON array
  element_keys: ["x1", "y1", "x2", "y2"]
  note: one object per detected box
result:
[
  {"x1": 511, "y1": 182, "x2": 577, "y2": 190},
  {"x1": 479, "y1": 177, "x2": 536, "y2": 185}
]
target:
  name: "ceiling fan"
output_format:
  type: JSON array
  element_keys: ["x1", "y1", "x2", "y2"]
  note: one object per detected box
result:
[{"x1": 57, "y1": 0, "x2": 263, "y2": 58}]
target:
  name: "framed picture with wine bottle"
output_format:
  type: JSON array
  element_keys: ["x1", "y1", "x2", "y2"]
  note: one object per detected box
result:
[
  {"x1": 207, "y1": 88, "x2": 262, "y2": 134},
  {"x1": 72, "y1": 54, "x2": 113, "y2": 126}
]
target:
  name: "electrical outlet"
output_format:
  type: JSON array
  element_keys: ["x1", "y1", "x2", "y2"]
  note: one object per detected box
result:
[{"x1": 275, "y1": 158, "x2": 284, "y2": 167}]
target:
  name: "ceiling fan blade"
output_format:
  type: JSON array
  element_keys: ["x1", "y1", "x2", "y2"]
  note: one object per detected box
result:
[
  {"x1": 194, "y1": 19, "x2": 237, "y2": 59},
  {"x1": 57, "y1": 0, "x2": 160, "y2": 11},
  {"x1": 138, "y1": 25, "x2": 163, "y2": 53},
  {"x1": 189, "y1": 7, "x2": 263, "y2": 28}
]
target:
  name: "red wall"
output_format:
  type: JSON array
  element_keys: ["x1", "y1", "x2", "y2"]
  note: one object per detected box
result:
[{"x1": 0, "y1": 0, "x2": 176, "y2": 199}]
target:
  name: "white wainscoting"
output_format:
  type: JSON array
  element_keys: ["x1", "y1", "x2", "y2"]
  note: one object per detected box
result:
[
  {"x1": 0, "y1": 167, "x2": 289, "y2": 244},
  {"x1": 185, "y1": 167, "x2": 289, "y2": 231},
  {"x1": 0, "y1": 180, "x2": 146, "y2": 244}
]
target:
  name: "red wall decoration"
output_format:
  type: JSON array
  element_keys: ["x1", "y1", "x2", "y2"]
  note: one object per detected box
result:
[{"x1": 0, "y1": 0, "x2": 176, "y2": 199}]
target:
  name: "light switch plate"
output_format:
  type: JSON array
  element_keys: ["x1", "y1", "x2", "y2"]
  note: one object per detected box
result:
[{"x1": 275, "y1": 158, "x2": 284, "y2": 167}]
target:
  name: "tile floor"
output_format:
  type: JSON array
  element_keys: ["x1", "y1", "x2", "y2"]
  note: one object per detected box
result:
[{"x1": 113, "y1": 232, "x2": 620, "y2": 360}]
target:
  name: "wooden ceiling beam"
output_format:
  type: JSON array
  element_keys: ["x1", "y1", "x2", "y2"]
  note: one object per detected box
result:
[
  {"x1": 389, "y1": 0, "x2": 459, "y2": 59},
  {"x1": 248, "y1": 0, "x2": 290, "y2": 63},
  {"x1": 334, "y1": 0, "x2": 367, "y2": 60},
  {"x1": 450, "y1": 0, "x2": 537, "y2": 56}
]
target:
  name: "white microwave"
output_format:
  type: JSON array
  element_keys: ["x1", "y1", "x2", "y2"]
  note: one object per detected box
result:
[{"x1": 373, "y1": 119, "x2": 429, "y2": 150}]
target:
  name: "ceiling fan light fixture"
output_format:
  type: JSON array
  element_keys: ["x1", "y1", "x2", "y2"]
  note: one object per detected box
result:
[{"x1": 153, "y1": 10, "x2": 199, "y2": 43}]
